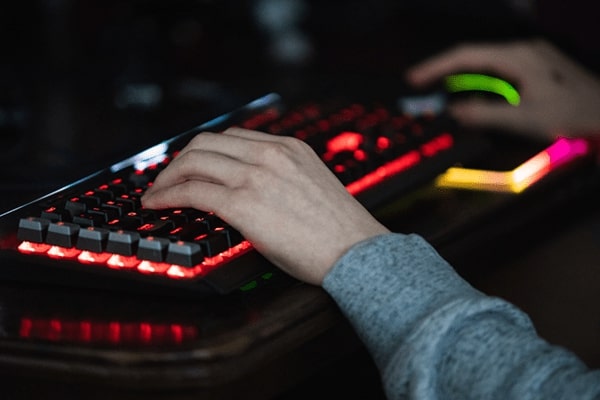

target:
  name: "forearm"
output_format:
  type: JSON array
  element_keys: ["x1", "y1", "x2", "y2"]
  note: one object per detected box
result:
[{"x1": 323, "y1": 233, "x2": 600, "y2": 399}]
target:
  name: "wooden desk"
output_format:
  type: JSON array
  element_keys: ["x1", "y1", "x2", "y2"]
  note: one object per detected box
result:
[
  {"x1": 280, "y1": 165, "x2": 600, "y2": 399},
  {"x1": 0, "y1": 141, "x2": 597, "y2": 400}
]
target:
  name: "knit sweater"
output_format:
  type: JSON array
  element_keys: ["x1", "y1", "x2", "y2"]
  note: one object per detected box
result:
[{"x1": 323, "y1": 233, "x2": 600, "y2": 399}]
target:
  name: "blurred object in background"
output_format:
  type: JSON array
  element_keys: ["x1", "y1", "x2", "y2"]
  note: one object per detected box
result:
[
  {"x1": 252, "y1": 0, "x2": 313, "y2": 67},
  {"x1": 0, "y1": 0, "x2": 596, "y2": 213}
]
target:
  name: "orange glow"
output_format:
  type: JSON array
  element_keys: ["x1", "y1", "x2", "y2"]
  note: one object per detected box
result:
[
  {"x1": 17, "y1": 238, "x2": 255, "y2": 282},
  {"x1": 166, "y1": 265, "x2": 197, "y2": 279},
  {"x1": 107, "y1": 254, "x2": 140, "y2": 269},
  {"x1": 18, "y1": 241, "x2": 51, "y2": 254},
  {"x1": 436, "y1": 137, "x2": 591, "y2": 193},
  {"x1": 137, "y1": 260, "x2": 171, "y2": 274},
  {"x1": 78, "y1": 251, "x2": 112, "y2": 264},
  {"x1": 47, "y1": 246, "x2": 82, "y2": 259}
]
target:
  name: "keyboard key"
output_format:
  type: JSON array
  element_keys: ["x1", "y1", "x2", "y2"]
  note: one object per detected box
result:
[
  {"x1": 137, "y1": 236, "x2": 170, "y2": 262},
  {"x1": 106, "y1": 230, "x2": 141, "y2": 256},
  {"x1": 165, "y1": 241, "x2": 203, "y2": 267},
  {"x1": 194, "y1": 231, "x2": 229, "y2": 257},
  {"x1": 168, "y1": 219, "x2": 210, "y2": 241},
  {"x1": 79, "y1": 193, "x2": 102, "y2": 208},
  {"x1": 17, "y1": 217, "x2": 50, "y2": 243},
  {"x1": 220, "y1": 225, "x2": 244, "y2": 247},
  {"x1": 136, "y1": 219, "x2": 176, "y2": 237},
  {"x1": 40, "y1": 206, "x2": 71, "y2": 222},
  {"x1": 46, "y1": 222, "x2": 80, "y2": 248},
  {"x1": 76, "y1": 227, "x2": 110, "y2": 253},
  {"x1": 65, "y1": 197, "x2": 88, "y2": 216},
  {"x1": 72, "y1": 213, "x2": 106, "y2": 228}
]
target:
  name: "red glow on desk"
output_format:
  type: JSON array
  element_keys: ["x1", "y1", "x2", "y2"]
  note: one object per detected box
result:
[{"x1": 19, "y1": 317, "x2": 198, "y2": 345}]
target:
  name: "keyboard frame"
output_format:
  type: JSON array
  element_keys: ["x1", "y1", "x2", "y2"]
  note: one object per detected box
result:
[
  {"x1": 4, "y1": 90, "x2": 566, "y2": 297},
  {"x1": 0, "y1": 93, "x2": 286, "y2": 296}
]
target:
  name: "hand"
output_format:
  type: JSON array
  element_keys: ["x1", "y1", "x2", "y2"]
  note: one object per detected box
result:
[
  {"x1": 405, "y1": 38, "x2": 600, "y2": 141},
  {"x1": 141, "y1": 127, "x2": 390, "y2": 285}
]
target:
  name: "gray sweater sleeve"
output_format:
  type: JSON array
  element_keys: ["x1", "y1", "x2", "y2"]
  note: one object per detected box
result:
[{"x1": 322, "y1": 233, "x2": 600, "y2": 400}]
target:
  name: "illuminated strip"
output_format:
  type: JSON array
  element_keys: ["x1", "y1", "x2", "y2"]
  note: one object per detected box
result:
[
  {"x1": 346, "y1": 133, "x2": 454, "y2": 195},
  {"x1": 17, "y1": 240, "x2": 254, "y2": 280},
  {"x1": 445, "y1": 73, "x2": 521, "y2": 106},
  {"x1": 435, "y1": 137, "x2": 590, "y2": 193},
  {"x1": 346, "y1": 151, "x2": 421, "y2": 195},
  {"x1": 19, "y1": 317, "x2": 197, "y2": 345}
]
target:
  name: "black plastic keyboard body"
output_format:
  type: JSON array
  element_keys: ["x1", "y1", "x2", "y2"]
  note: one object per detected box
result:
[{"x1": 0, "y1": 92, "x2": 490, "y2": 296}]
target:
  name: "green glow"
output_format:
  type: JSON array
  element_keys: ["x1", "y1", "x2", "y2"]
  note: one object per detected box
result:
[
  {"x1": 261, "y1": 272, "x2": 273, "y2": 280},
  {"x1": 444, "y1": 73, "x2": 521, "y2": 106},
  {"x1": 240, "y1": 280, "x2": 258, "y2": 291},
  {"x1": 239, "y1": 272, "x2": 273, "y2": 292}
]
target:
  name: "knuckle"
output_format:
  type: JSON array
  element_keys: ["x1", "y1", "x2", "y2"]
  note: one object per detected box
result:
[
  {"x1": 173, "y1": 150, "x2": 198, "y2": 169},
  {"x1": 256, "y1": 137, "x2": 309, "y2": 167},
  {"x1": 187, "y1": 132, "x2": 214, "y2": 147},
  {"x1": 258, "y1": 140, "x2": 289, "y2": 161},
  {"x1": 188, "y1": 133, "x2": 205, "y2": 147}
]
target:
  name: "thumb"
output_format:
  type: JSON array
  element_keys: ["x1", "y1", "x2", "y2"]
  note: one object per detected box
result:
[{"x1": 448, "y1": 101, "x2": 533, "y2": 136}]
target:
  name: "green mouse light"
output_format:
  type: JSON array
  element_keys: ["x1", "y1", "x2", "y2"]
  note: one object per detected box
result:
[{"x1": 444, "y1": 73, "x2": 521, "y2": 106}]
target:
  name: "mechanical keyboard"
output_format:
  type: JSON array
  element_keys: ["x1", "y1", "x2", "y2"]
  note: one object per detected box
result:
[{"x1": 0, "y1": 92, "x2": 492, "y2": 296}]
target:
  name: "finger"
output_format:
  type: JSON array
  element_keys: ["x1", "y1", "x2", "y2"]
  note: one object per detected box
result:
[
  {"x1": 406, "y1": 43, "x2": 519, "y2": 87},
  {"x1": 448, "y1": 101, "x2": 531, "y2": 132},
  {"x1": 142, "y1": 178, "x2": 229, "y2": 215},
  {"x1": 174, "y1": 128, "x2": 284, "y2": 165},
  {"x1": 146, "y1": 148, "x2": 249, "y2": 197},
  {"x1": 221, "y1": 126, "x2": 282, "y2": 141}
]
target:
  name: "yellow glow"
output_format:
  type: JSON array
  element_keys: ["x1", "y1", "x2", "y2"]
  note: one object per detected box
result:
[
  {"x1": 435, "y1": 168, "x2": 515, "y2": 192},
  {"x1": 435, "y1": 138, "x2": 590, "y2": 193},
  {"x1": 509, "y1": 152, "x2": 551, "y2": 192}
]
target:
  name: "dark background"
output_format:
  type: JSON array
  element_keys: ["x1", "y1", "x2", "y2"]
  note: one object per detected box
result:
[{"x1": 2, "y1": 0, "x2": 597, "y2": 213}]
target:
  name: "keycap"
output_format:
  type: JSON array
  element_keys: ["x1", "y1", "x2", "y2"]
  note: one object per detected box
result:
[
  {"x1": 46, "y1": 222, "x2": 80, "y2": 248},
  {"x1": 106, "y1": 230, "x2": 141, "y2": 256},
  {"x1": 165, "y1": 241, "x2": 203, "y2": 267},
  {"x1": 17, "y1": 217, "x2": 50, "y2": 243},
  {"x1": 76, "y1": 227, "x2": 110, "y2": 253}
]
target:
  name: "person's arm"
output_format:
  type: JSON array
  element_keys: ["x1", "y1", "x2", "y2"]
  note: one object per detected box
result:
[
  {"x1": 405, "y1": 38, "x2": 600, "y2": 141},
  {"x1": 324, "y1": 233, "x2": 600, "y2": 399},
  {"x1": 141, "y1": 127, "x2": 600, "y2": 399}
]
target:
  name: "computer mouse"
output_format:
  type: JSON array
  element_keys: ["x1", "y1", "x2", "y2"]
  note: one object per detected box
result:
[
  {"x1": 443, "y1": 72, "x2": 521, "y2": 106},
  {"x1": 398, "y1": 72, "x2": 520, "y2": 117}
]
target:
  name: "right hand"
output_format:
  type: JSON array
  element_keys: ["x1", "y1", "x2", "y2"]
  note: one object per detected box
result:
[
  {"x1": 141, "y1": 128, "x2": 390, "y2": 285},
  {"x1": 405, "y1": 38, "x2": 600, "y2": 141}
]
